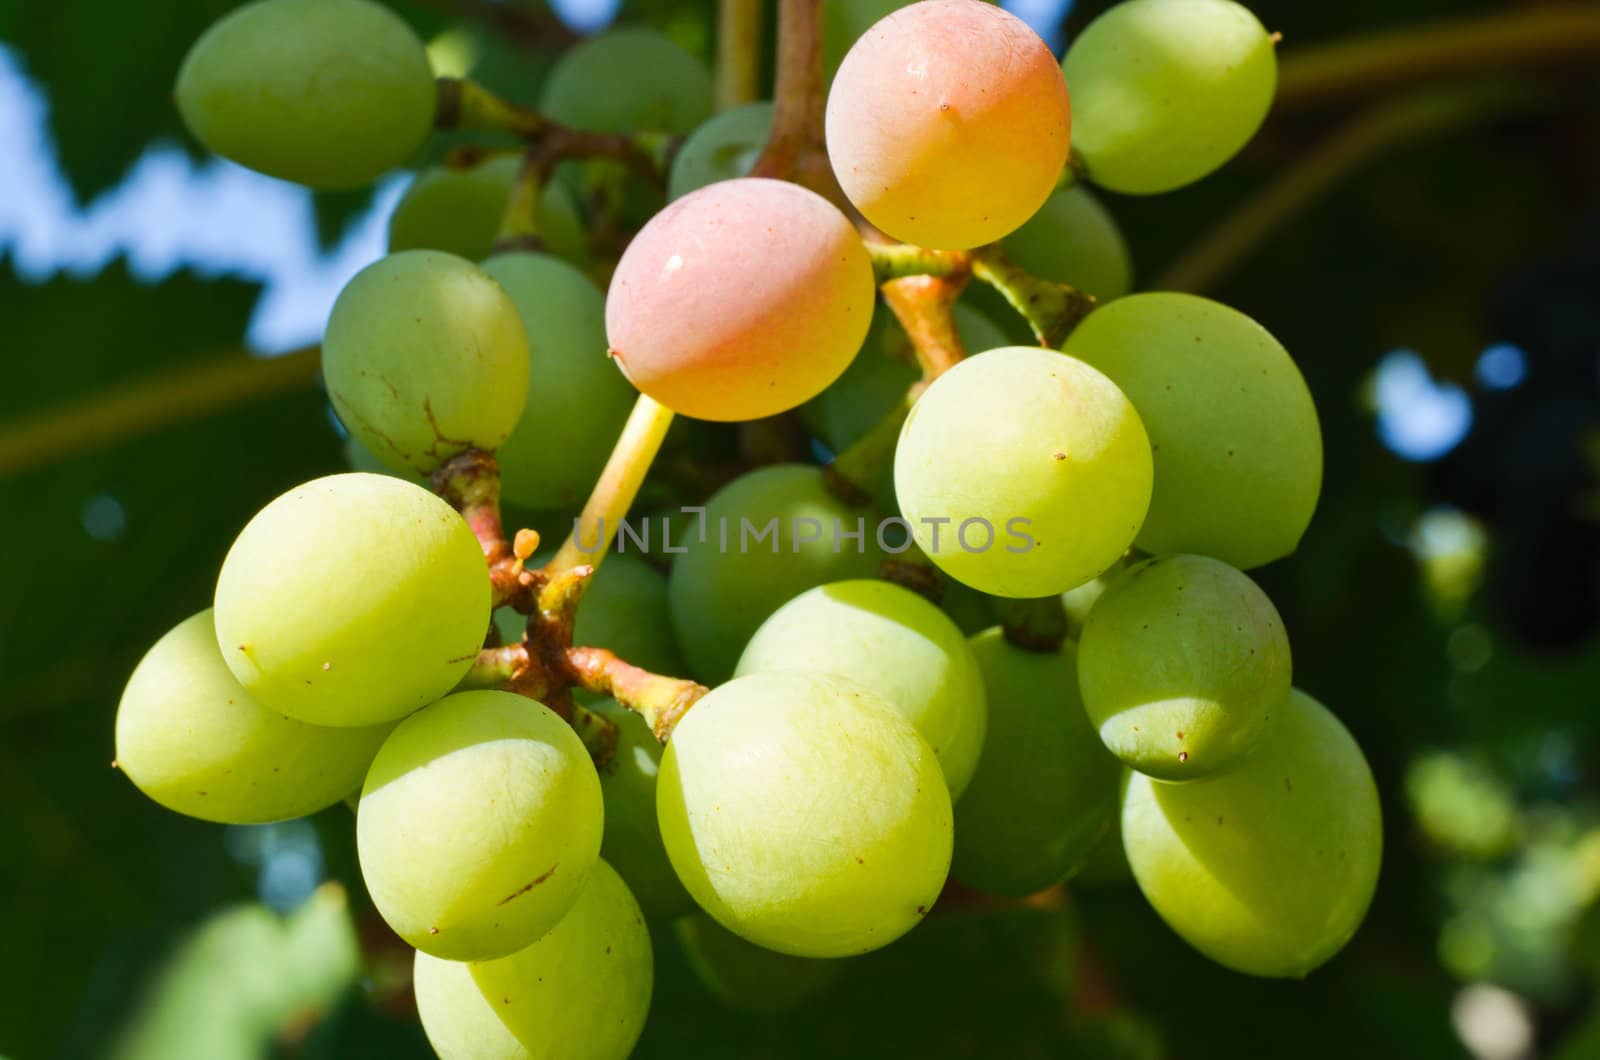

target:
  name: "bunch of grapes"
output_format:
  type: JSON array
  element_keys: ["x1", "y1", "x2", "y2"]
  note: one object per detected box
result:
[{"x1": 117, "y1": 0, "x2": 1384, "y2": 1054}]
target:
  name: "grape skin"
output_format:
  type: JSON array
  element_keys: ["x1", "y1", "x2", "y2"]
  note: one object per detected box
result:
[
  {"x1": 666, "y1": 464, "x2": 883, "y2": 683},
  {"x1": 894, "y1": 346, "x2": 1153, "y2": 598},
  {"x1": 826, "y1": 0, "x2": 1071, "y2": 249},
  {"x1": 676, "y1": 912, "x2": 845, "y2": 1012},
  {"x1": 1078, "y1": 554, "x2": 1291, "y2": 781},
  {"x1": 1003, "y1": 186, "x2": 1133, "y2": 302},
  {"x1": 667, "y1": 102, "x2": 775, "y2": 200},
  {"x1": 606, "y1": 178, "x2": 875, "y2": 422},
  {"x1": 1122, "y1": 689, "x2": 1382, "y2": 978},
  {"x1": 1062, "y1": 292, "x2": 1322, "y2": 570},
  {"x1": 388, "y1": 157, "x2": 587, "y2": 265},
  {"x1": 540, "y1": 28, "x2": 713, "y2": 135},
  {"x1": 213, "y1": 473, "x2": 490, "y2": 728},
  {"x1": 481, "y1": 253, "x2": 636, "y2": 512},
  {"x1": 587, "y1": 699, "x2": 696, "y2": 920},
  {"x1": 413, "y1": 860, "x2": 652, "y2": 1060},
  {"x1": 358, "y1": 690, "x2": 604, "y2": 961},
  {"x1": 1063, "y1": 0, "x2": 1277, "y2": 194},
  {"x1": 657, "y1": 671, "x2": 953, "y2": 958},
  {"x1": 115, "y1": 610, "x2": 390, "y2": 824},
  {"x1": 322, "y1": 250, "x2": 531, "y2": 477},
  {"x1": 736, "y1": 579, "x2": 989, "y2": 798},
  {"x1": 951, "y1": 630, "x2": 1121, "y2": 896},
  {"x1": 175, "y1": 0, "x2": 435, "y2": 189}
]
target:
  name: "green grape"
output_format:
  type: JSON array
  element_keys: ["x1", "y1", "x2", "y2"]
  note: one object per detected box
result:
[
  {"x1": 736, "y1": 579, "x2": 988, "y2": 798},
  {"x1": 322, "y1": 250, "x2": 531, "y2": 476},
  {"x1": 676, "y1": 912, "x2": 845, "y2": 1012},
  {"x1": 827, "y1": 0, "x2": 1070, "y2": 248},
  {"x1": 1078, "y1": 554, "x2": 1290, "y2": 781},
  {"x1": 1062, "y1": 292, "x2": 1322, "y2": 570},
  {"x1": 540, "y1": 28, "x2": 713, "y2": 135},
  {"x1": 413, "y1": 860, "x2": 652, "y2": 1059},
  {"x1": 667, "y1": 102, "x2": 774, "y2": 199},
  {"x1": 657, "y1": 671, "x2": 953, "y2": 957},
  {"x1": 666, "y1": 465, "x2": 883, "y2": 683},
  {"x1": 588, "y1": 699, "x2": 695, "y2": 920},
  {"x1": 1122, "y1": 689, "x2": 1382, "y2": 977},
  {"x1": 1072, "y1": 793, "x2": 1136, "y2": 886},
  {"x1": 175, "y1": 0, "x2": 435, "y2": 188},
  {"x1": 341, "y1": 434, "x2": 422, "y2": 484},
  {"x1": 1060, "y1": 571, "x2": 1114, "y2": 635},
  {"x1": 1003, "y1": 186, "x2": 1133, "y2": 301},
  {"x1": 213, "y1": 473, "x2": 490, "y2": 727},
  {"x1": 387, "y1": 157, "x2": 586, "y2": 265},
  {"x1": 804, "y1": 304, "x2": 1010, "y2": 459},
  {"x1": 938, "y1": 572, "x2": 998, "y2": 637},
  {"x1": 480, "y1": 253, "x2": 635, "y2": 511},
  {"x1": 894, "y1": 346, "x2": 1152, "y2": 598},
  {"x1": 1063, "y1": 0, "x2": 1277, "y2": 194},
  {"x1": 358, "y1": 690, "x2": 604, "y2": 961},
  {"x1": 951, "y1": 630, "x2": 1120, "y2": 897},
  {"x1": 607, "y1": 178, "x2": 875, "y2": 422},
  {"x1": 115, "y1": 610, "x2": 390, "y2": 824}
]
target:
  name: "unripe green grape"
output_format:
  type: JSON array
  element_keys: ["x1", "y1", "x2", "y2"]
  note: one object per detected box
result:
[
  {"x1": 827, "y1": 0, "x2": 1070, "y2": 248},
  {"x1": 1078, "y1": 554, "x2": 1291, "y2": 780},
  {"x1": 668, "y1": 102, "x2": 774, "y2": 199},
  {"x1": 657, "y1": 671, "x2": 953, "y2": 957},
  {"x1": 676, "y1": 912, "x2": 845, "y2": 1012},
  {"x1": 803, "y1": 304, "x2": 1009, "y2": 458},
  {"x1": 340, "y1": 434, "x2": 423, "y2": 484},
  {"x1": 413, "y1": 860, "x2": 652, "y2": 1059},
  {"x1": 358, "y1": 690, "x2": 604, "y2": 961},
  {"x1": 115, "y1": 610, "x2": 390, "y2": 824},
  {"x1": 1063, "y1": 0, "x2": 1277, "y2": 194},
  {"x1": 1122, "y1": 689, "x2": 1382, "y2": 977},
  {"x1": 322, "y1": 250, "x2": 531, "y2": 477},
  {"x1": 481, "y1": 253, "x2": 635, "y2": 511},
  {"x1": 666, "y1": 465, "x2": 883, "y2": 683},
  {"x1": 736, "y1": 579, "x2": 988, "y2": 798},
  {"x1": 175, "y1": 0, "x2": 435, "y2": 188},
  {"x1": 388, "y1": 157, "x2": 586, "y2": 265},
  {"x1": 951, "y1": 630, "x2": 1120, "y2": 896},
  {"x1": 1062, "y1": 292, "x2": 1322, "y2": 570},
  {"x1": 606, "y1": 178, "x2": 875, "y2": 422},
  {"x1": 588, "y1": 699, "x2": 695, "y2": 920},
  {"x1": 213, "y1": 473, "x2": 490, "y2": 727},
  {"x1": 1003, "y1": 186, "x2": 1133, "y2": 301},
  {"x1": 894, "y1": 347, "x2": 1152, "y2": 598},
  {"x1": 540, "y1": 27, "x2": 713, "y2": 134}
]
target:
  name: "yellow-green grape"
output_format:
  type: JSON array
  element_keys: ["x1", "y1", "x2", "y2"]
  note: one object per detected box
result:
[
  {"x1": 606, "y1": 178, "x2": 875, "y2": 422},
  {"x1": 175, "y1": 0, "x2": 435, "y2": 188},
  {"x1": 1003, "y1": 186, "x2": 1133, "y2": 301},
  {"x1": 736, "y1": 580, "x2": 988, "y2": 798},
  {"x1": 387, "y1": 157, "x2": 586, "y2": 265},
  {"x1": 213, "y1": 473, "x2": 489, "y2": 727},
  {"x1": 358, "y1": 690, "x2": 603, "y2": 961},
  {"x1": 587, "y1": 699, "x2": 695, "y2": 920},
  {"x1": 1122, "y1": 689, "x2": 1382, "y2": 977},
  {"x1": 804, "y1": 304, "x2": 1009, "y2": 458},
  {"x1": 481, "y1": 252, "x2": 635, "y2": 511},
  {"x1": 951, "y1": 630, "x2": 1120, "y2": 896},
  {"x1": 676, "y1": 912, "x2": 845, "y2": 1012},
  {"x1": 1063, "y1": 0, "x2": 1277, "y2": 194},
  {"x1": 322, "y1": 250, "x2": 531, "y2": 477},
  {"x1": 115, "y1": 610, "x2": 390, "y2": 824},
  {"x1": 666, "y1": 465, "x2": 883, "y2": 683},
  {"x1": 827, "y1": 0, "x2": 1071, "y2": 249},
  {"x1": 668, "y1": 102, "x2": 774, "y2": 199},
  {"x1": 1062, "y1": 292, "x2": 1322, "y2": 570},
  {"x1": 894, "y1": 347, "x2": 1152, "y2": 598},
  {"x1": 540, "y1": 27, "x2": 713, "y2": 134},
  {"x1": 657, "y1": 671, "x2": 953, "y2": 957},
  {"x1": 413, "y1": 860, "x2": 652, "y2": 1059},
  {"x1": 1061, "y1": 571, "x2": 1114, "y2": 635},
  {"x1": 1078, "y1": 554, "x2": 1291, "y2": 781}
]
